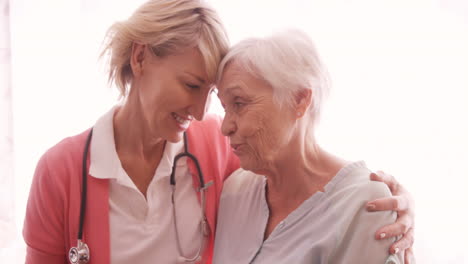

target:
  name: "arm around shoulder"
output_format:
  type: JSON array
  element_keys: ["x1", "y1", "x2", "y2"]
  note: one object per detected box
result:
[{"x1": 331, "y1": 182, "x2": 404, "y2": 264}]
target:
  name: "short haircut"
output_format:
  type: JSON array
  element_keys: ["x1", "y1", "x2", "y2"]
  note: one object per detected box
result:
[
  {"x1": 217, "y1": 29, "x2": 330, "y2": 123},
  {"x1": 102, "y1": 0, "x2": 230, "y2": 97}
]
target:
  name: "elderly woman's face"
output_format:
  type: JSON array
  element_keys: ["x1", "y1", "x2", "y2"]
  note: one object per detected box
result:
[{"x1": 218, "y1": 63, "x2": 296, "y2": 172}]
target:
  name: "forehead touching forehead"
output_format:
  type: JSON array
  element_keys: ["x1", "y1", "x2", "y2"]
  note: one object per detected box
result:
[
  {"x1": 218, "y1": 61, "x2": 240, "y2": 84},
  {"x1": 217, "y1": 61, "x2": 251, "y2": 97}
]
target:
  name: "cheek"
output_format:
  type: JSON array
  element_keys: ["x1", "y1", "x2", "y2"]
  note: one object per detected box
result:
[
  {"x1": 251, "y1": 122, "x2": 279, "y2": 157},
  {"x1": 237, "y1": 109, "x2": 264, "y2": 137},
  {"x1": 138, "y1": 82, "x2": 176, "y2": 130},
  {"x1": 242, "y1": 104, "x2": 295, "y2": 163},
  {"x1": 240, "y1": 111, "x2": 279, "y2": 161},
  {"x1": 141, "y1": 78, "x2": 182, "y2": 112},
  {"x1": 139, "y1": 75, "x2": 163, "y2": 104}
]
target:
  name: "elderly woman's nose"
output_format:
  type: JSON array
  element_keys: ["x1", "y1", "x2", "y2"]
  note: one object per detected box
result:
[{"x1": 221, "y1": 113, "x2": 235, "y2": 136}]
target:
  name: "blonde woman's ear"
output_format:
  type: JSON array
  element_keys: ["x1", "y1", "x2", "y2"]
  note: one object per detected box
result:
[{"x1": 130, "y1": 43, "x2": 146, "y2": 77}]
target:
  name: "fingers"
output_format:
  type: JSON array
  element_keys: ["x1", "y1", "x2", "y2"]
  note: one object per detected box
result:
[
  {"x1": 375, "y1": 214, "x2": 412, "y2": 240},
  {"x1": 389, "y1": 228, "x2": 415, "y2": 254},
  {"x1": 405, "y1": 247, "x2": 416, "y2": 264},
  {"x1": 370, "y1": 171, "x2": 400, "y2": 194},
  {"x1": 367, "y1": 195, "x2": 409, "y2": 212}
]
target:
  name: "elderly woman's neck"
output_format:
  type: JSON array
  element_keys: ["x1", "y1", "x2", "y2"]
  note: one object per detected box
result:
[{"x1": 263, "y1": 136, "x2": 346, "y2": 206}]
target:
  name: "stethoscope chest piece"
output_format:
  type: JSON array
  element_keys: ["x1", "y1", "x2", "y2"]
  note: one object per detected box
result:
[{"x1": 69, "y1": 239, "x2": 90, "y2": 264}]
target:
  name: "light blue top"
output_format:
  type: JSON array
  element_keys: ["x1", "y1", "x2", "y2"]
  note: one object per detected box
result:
[{"x1": 213, "y1": 161, "x2": 402, "y2": 264}]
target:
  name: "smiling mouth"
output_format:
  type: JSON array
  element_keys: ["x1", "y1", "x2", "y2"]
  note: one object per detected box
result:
[{"x1": 172, "y1": 113, "x2": 192, "y2": 130}]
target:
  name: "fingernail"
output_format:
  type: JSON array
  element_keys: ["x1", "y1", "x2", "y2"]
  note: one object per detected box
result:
[
  {"x1": 379, "y1": 233, "x2": 386, "y2": 239},
  {"x1": 367, "y1": 204, "x2": 375, "y2": 210},
  {"x1": 394, "y1": 247, "x2": 399, "y2": 254}
]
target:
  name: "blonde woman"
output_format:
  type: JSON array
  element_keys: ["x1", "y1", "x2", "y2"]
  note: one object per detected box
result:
[
  {"x1": 23, "y1": 1, "x2": 414, "y2": 263},
  {"x1": 23, "y1": 1, "x2": 236, "y2": 263}
]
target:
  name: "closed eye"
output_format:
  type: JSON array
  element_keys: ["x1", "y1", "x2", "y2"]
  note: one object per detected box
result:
[{"x1": 186, "y1": 83, "x2": 200, "y2": 89}]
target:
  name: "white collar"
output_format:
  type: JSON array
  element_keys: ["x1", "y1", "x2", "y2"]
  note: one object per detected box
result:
[{"x1": 89, "y1": 106, "x2": 184, "y2": 189}]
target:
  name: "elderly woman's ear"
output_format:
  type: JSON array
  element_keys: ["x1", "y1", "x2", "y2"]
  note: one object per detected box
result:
[{"x1": 294, "y1": 89, "x2": 312, "y2": 118}]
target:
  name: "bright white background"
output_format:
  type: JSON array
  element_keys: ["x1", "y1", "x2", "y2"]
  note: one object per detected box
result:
[{"x1": 1, "y1": 0, "x2": 468, "y2": 263}]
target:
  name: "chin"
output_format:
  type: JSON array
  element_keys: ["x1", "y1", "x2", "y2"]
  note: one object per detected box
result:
[
  {"x1": 239, "y1": 155, "x2": 269, "y2": 175},
  {"x1": 165, "y1": 132, "x2": 184, "y2": 143},
  {"x1": 162, "y1": 119, "x2": 189, "y2": 143}
]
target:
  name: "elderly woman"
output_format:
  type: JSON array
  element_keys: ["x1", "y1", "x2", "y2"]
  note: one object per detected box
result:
[{"x1": 213, "y1": 30, "x2": 408, "y2": 263}]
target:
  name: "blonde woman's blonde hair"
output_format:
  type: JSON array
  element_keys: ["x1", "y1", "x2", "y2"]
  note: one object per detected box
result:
[{"x1": 102, "y1": 0, "x2": 230, "y2": 97}]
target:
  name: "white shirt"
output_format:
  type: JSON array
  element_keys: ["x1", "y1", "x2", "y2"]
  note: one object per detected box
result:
[
  {"x1": 213, "y1": 161, "x2": 403, "y2": 264},
  {"x1": 89, "y1": 107, "x2": 202, "y2": 264}
]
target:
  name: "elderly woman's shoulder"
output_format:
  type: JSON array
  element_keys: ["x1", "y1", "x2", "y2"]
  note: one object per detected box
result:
[
  {"x1": 221, "y1": 168, "x2": 265, "y2": 198},
  {"x1": 329, "y1": 161, "x2": 393, "y2": 202}
]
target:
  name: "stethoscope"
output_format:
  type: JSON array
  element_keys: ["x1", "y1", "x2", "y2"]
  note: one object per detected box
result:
[{"x1": 69, "y1": 129, "x2": 213, "y2": 263}]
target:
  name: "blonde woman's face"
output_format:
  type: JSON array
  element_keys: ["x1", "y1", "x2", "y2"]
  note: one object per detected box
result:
[
  {"x1": 217, "y1": 63, "x2": 296, "y2": 173},
  {"x1": 131, "y1": 47, "x2": 213, "y2": 143}
]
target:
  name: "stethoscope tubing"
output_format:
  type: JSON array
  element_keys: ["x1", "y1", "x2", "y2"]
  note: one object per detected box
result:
[
  {"x1": 170, "y1": 132, "x2": 205, "y2": 188},
  {"x1": 73, "y1": 129, "x2": 209, "y2": 263},
  {"x1": 78, "y1": 129, "x2": 93, "y2": 240}
]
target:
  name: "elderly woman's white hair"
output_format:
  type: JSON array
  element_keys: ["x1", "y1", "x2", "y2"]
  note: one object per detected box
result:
[
  {"x1": 102, "y1": 0, "x2": 230, "y2": 98},
  {"x1": 216, "y1": 29, "x2": 330, "y2": 123}
]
